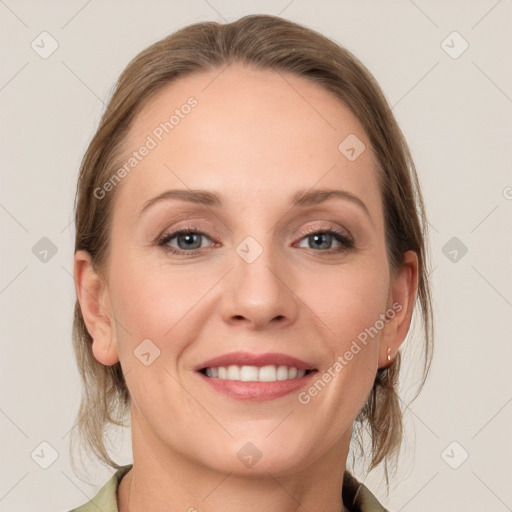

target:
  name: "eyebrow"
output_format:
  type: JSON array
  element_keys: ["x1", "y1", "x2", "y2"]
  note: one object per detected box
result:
[{"x1": 139, "y1": 188, "x2": 372, "y2": 221}]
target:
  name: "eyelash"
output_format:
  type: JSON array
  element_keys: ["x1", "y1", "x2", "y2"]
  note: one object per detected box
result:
[{"x1": 156, "y1": 226, "x2": 354, "y2": 256}]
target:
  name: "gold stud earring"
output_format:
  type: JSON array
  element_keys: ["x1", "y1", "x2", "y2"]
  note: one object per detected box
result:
[{"x1": 387, "y1": 347, "x2": 391, "y2": 362}]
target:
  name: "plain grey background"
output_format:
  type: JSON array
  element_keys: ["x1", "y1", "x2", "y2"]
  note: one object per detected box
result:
[{"x1": 1, "y1": 1, "x2": 511, "y2": 511}]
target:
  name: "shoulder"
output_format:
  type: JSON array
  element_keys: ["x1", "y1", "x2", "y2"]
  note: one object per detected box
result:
[
  {"x1": 66, "y1": 464, "x2": 132, "y2": 512},
  {"x1": 343, "y1": 471, "x2": 391, "y2": 512}
]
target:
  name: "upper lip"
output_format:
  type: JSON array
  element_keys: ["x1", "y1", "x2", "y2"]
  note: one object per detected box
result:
[{"x1": 195, "y1": 351, "x2": 317, "y2": 371}]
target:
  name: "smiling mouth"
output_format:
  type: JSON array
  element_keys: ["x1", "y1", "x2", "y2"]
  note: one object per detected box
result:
[{"x1": 199, "y1": 365, "x2": 316, "y2": 382}]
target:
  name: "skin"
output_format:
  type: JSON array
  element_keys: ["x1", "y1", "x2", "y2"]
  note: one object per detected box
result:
[{"x1": 74, "y1": 64, "x2": 418, "y2": 512}]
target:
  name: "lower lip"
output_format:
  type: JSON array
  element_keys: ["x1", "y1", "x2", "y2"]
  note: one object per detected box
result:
[{"x1": 197, "y1": 371, "x2": 318, "y2": 402}]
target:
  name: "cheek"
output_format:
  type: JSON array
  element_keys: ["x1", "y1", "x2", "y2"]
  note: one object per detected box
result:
[
  {"x1": 309, "y1": 261, "x2": 390, "y2": 343},
  {"x1": 108, "y1": 259, "x2": 202, "y2": 356},
  {"x1": 303, "y1": 258, "x2": 390, "y2": 410}
]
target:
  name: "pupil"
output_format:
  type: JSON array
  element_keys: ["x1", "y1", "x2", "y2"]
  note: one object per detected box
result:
[
  {"x1": 179, "y1": 233, "x2": 201, "y2": 249},
  {"x1": 311, "y1": 233, "x2": 331, "y2": 249}
]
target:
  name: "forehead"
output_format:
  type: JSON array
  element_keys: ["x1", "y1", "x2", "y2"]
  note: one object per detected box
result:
[{"x1": 112, "y1": 64, "x2": 381, "y2": 219}]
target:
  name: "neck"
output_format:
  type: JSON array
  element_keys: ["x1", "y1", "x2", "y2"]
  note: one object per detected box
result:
[{"x1": 118, "y1": 411, "x2": 351, "y2": 512}]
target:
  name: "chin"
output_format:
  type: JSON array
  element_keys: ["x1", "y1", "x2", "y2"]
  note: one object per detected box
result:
[{"x1": 194, "y1": 435, "x2": 313, "y2": 477}]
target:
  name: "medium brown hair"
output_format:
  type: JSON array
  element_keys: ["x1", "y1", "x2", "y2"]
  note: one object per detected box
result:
[{"x1": 70, "y1": 14, "x2": 433, "y2": 480}]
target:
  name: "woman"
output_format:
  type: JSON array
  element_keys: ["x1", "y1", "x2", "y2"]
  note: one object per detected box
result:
[{"x1": 69, "y1": 13, "x2": 433, "y2": 512}]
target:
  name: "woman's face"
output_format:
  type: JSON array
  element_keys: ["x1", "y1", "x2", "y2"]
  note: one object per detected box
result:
[{"x1": 78, "y1": 64, "x2": 416, "y2": 476}]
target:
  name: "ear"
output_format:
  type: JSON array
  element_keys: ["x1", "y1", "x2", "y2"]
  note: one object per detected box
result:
[
  {"x1": 74, "y1": 250, "x2": 120, "y2": 366},
  {"x1": 378, "y1": 250, "x2": 419, "y2": 368}
]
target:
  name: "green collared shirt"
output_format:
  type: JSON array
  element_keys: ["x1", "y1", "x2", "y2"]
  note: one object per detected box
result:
[{"x1": 68, "y1": 464, "x2": 389, "y2": 512}]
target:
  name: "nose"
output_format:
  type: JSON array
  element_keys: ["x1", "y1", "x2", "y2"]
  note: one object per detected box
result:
[{"x1": 220, "y1": 242, "x2": 299, "y2": 331}]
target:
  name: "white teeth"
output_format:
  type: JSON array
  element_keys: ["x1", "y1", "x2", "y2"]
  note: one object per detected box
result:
[
  {"x1": 203, "y1": 364, "x2": 308, "y2": 382},
  {"x1": 240, "y1": 365, "x2": 258, "y2": 381},
  {"x1": 259, "y1": 365, "x2": 277, "y2": 382},
  {"x1": 276, "y1": 365, "x2": 289, "y2": 380},
  {"x1": 226, "y1": 365, "x2": 239, "y2": 380}
]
